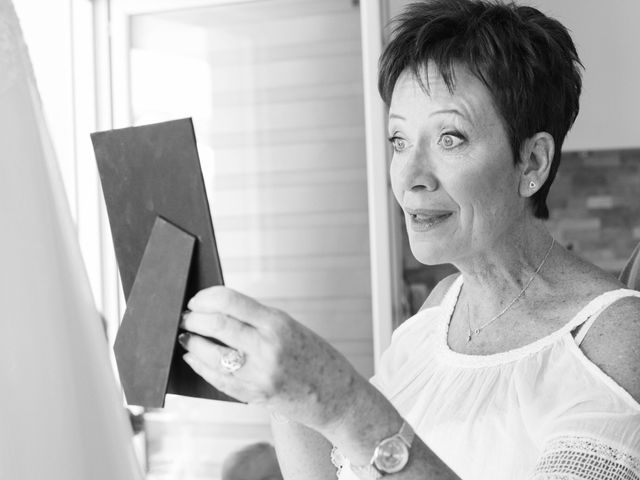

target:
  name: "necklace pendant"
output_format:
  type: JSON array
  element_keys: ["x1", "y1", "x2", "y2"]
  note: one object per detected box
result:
[{"x1": 467, "y1": 330, "x2": 472, "y2": 343}]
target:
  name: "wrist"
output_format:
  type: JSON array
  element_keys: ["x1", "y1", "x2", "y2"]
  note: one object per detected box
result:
[
  {"x1": 321, "y1": 379, "x2": 405, "y2": 467},
  {"x1": 350, "y1": 421, "x2": 415, "y2": 479}
]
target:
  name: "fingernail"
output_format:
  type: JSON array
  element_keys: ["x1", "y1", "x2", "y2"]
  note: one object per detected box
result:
[
  {"x1": 178, "y1": 333, "x2": 189, "y2": 349},
  {"x1": 180, "y1": 310, "x2": 190, "y2": 327}
]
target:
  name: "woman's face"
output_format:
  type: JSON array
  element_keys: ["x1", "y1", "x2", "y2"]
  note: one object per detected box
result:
[{"x1": 389, "y1": 65, "x2": 526, "y2": 265}]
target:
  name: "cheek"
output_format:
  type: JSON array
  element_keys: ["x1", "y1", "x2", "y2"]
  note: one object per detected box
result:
[
  {"x1": 448, "y1": 158, "x2": 516, "y2": 230},
  {"x1": 389, "y1": 158, "x2": 403, "y2": 204}
]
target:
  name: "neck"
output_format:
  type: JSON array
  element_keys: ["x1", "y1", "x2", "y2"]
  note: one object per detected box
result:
[{"x1": 453, "y1": 219, "x2": 555, "y2": 320}]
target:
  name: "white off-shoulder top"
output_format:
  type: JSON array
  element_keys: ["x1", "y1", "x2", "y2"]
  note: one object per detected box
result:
[{"x1": 336, "y1": 275, "x2": 640, "y2": 480}]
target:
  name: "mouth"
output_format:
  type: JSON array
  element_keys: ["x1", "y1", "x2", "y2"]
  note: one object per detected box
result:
[{"x1": 405, "y1": 209, "x2": 454, "y2": 232}]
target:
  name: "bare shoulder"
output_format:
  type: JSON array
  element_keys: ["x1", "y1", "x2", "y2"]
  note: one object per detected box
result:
[
  {"x1": 579, "y1": 293, "x2": 640, "y2": 403},
  {"x1": 419, "y1": 273, "x2": 460, "y2": 311}
]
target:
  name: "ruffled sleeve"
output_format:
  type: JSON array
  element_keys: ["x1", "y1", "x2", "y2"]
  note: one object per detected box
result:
[
  {"x1": 531, "y1": 435, "x2": 640, "y2": 479},
  {"x1": 530, "y1": 370, "x2": 640, "y2": 480},
  {"x1": 330, "y1": 445, "x2": 348, "y2": 479},
  {"x1": 526, "y1": 305, "x2": 640, "y2": 479}
]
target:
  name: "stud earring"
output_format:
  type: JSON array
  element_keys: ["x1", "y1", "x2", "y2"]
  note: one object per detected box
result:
[{"x1": 529, "y1": 181, "x2": 536, "y2": 189}]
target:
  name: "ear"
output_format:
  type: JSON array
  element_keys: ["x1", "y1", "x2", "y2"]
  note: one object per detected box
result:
[{"x1": 518, "y1": 132, "x2": 554, "y2": 197}]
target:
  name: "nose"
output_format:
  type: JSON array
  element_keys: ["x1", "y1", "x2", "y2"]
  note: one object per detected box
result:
[{"x1": 392, "y1": 146, "x2": 439, "y2": 194}]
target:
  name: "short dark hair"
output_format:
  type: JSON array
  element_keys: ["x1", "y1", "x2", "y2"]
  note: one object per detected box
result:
[{"x1": 379, "y1": 0, "x2": 583, "y2": 219}]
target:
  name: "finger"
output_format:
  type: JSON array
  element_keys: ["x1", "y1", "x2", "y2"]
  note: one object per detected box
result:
[
  {"x1": 180, "y1": 311, "x2": 255, "y2": 349},
  {"x1": 178, "y1": 332, "x2": 240, "y2": 372},
  {"x1": 187, "y1": 286, "x2": 272, "y2": 327},
  {"x1": 182, "y1": 352, "x2": 246, "y2": 401}
]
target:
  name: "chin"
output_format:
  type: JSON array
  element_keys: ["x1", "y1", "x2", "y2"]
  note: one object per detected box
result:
[{"x1": 408, "y1": 240, "x2": 452, "y2": 266}]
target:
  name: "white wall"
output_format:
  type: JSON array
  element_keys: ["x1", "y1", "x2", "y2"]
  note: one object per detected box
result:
[
  {"x1": 386, "y1": 0, "x2": 640, "y2": 151},
  {"x1": 523, "y1": 0, "x2": 640, "y2": 151}
]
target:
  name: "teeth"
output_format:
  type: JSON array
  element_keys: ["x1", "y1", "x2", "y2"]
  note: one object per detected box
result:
[
  {"x1": 410, "y1": 213, "x2": 451, "y2": 226},
  {"x1": 412, "y1": 213, "x2": 448, "y2": 221}
]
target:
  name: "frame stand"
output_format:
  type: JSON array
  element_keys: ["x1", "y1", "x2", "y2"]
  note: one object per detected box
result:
[{"x1": 113, "y1": 216, "x2": 194, "y2": 408}]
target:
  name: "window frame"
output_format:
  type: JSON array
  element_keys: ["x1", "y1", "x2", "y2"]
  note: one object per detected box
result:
[{"x1": 99, "y1": 0, "x2": 402, "y2": 369}]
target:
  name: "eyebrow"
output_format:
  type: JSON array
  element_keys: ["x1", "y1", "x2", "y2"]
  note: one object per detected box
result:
[
  {"x1": 388, "y1": 108, "x2": 468, "y2": 121},
  {"x1": 429, "y1": 108, "x2": 465, "y2": 118}
]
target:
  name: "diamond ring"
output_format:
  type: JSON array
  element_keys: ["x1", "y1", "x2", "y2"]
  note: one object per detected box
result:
[{"x1": 220, "y1": 349, "x2": 246, "y2": 374}]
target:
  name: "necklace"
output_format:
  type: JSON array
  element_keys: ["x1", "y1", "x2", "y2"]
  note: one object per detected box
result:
[{"x1": 466, "y1": 237, "x2": 555, "y2": 343}]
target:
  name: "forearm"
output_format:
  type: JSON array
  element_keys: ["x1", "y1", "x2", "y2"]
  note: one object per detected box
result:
[
  {"x1": 320, "y1": 380, "x2": 461, "y2": 480},
  {"x1": 271, "y1": 414, "x2": 337, "y2": 480}
]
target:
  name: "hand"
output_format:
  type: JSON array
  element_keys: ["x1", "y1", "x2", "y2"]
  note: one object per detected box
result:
[{"x1": 179, "y1": 286, "x2": 365, "y2": 431}]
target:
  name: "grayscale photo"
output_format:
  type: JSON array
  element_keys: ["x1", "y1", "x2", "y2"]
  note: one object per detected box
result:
[{"x1": 1, "y1": 0, "x2": 639, "y2": 479}]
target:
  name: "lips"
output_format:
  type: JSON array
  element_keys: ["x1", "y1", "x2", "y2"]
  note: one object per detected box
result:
[{"x1": 404, "y1": 208, "x2": 454, "y2": 231}]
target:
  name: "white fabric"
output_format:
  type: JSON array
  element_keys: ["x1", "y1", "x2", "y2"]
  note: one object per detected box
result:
[
  {"x1": 531, "y1": 435, "x2": 640, "y2": 479},
  {"x1": 0, "y1": 2, "x2": 142, "y2": 478},
  {"x1": 331, "y1": 445, "x2": 347, "y2": 478},
  {"x1": 572, "y1": 300, "x2": 615, "y2": 346},
  {"x1": 337, "y1": 275, "x2": 640, "y2": 479}
]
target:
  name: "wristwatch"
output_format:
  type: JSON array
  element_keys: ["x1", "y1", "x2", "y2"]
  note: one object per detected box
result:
[{"x1": 351, "y1": 421, "x2": 415, "y2": 479}]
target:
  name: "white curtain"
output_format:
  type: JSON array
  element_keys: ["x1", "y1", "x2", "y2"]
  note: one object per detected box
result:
[{"x1": 0, "y1": 1, "x2": 141, "y2": 478}]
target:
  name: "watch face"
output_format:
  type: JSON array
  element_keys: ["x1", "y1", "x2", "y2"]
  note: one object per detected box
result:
[{"x1": 373, "y1": 436, "x2": 409, "y2": 474}]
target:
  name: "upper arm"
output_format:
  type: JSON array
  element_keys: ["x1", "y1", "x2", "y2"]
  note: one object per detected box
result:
[
  {"x1": 419, "y1": 273, "x2": 460, "y2": 312},
  {"x1": 579, "y1": 295, "x2": 640, "y2": 404}
]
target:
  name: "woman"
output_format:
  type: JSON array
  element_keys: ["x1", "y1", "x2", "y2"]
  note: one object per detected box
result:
[{"x1": 178, "y1": 0, "x2": 640, "y2": 478}]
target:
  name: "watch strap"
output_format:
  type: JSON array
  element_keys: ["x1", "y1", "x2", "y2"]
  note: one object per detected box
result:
[{"x1": 397, "y1": 421, "x2": 415, "y2": 447}]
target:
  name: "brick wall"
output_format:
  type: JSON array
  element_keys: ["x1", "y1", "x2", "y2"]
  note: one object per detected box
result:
[
  {"x1": 547, "y1": 149, "x2": 640, "y2": 272},
  {"x1": 400, "y1": 149, "x2": 640, "y2": 323}
]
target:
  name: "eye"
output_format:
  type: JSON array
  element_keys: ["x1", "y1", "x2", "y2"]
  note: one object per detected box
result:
[
  {"x1": 438, "y1": 132, "x2": 465, "y2": 150},
  {"x1": 388, "y1": 136, "x2": 409, "y2": 153}
]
